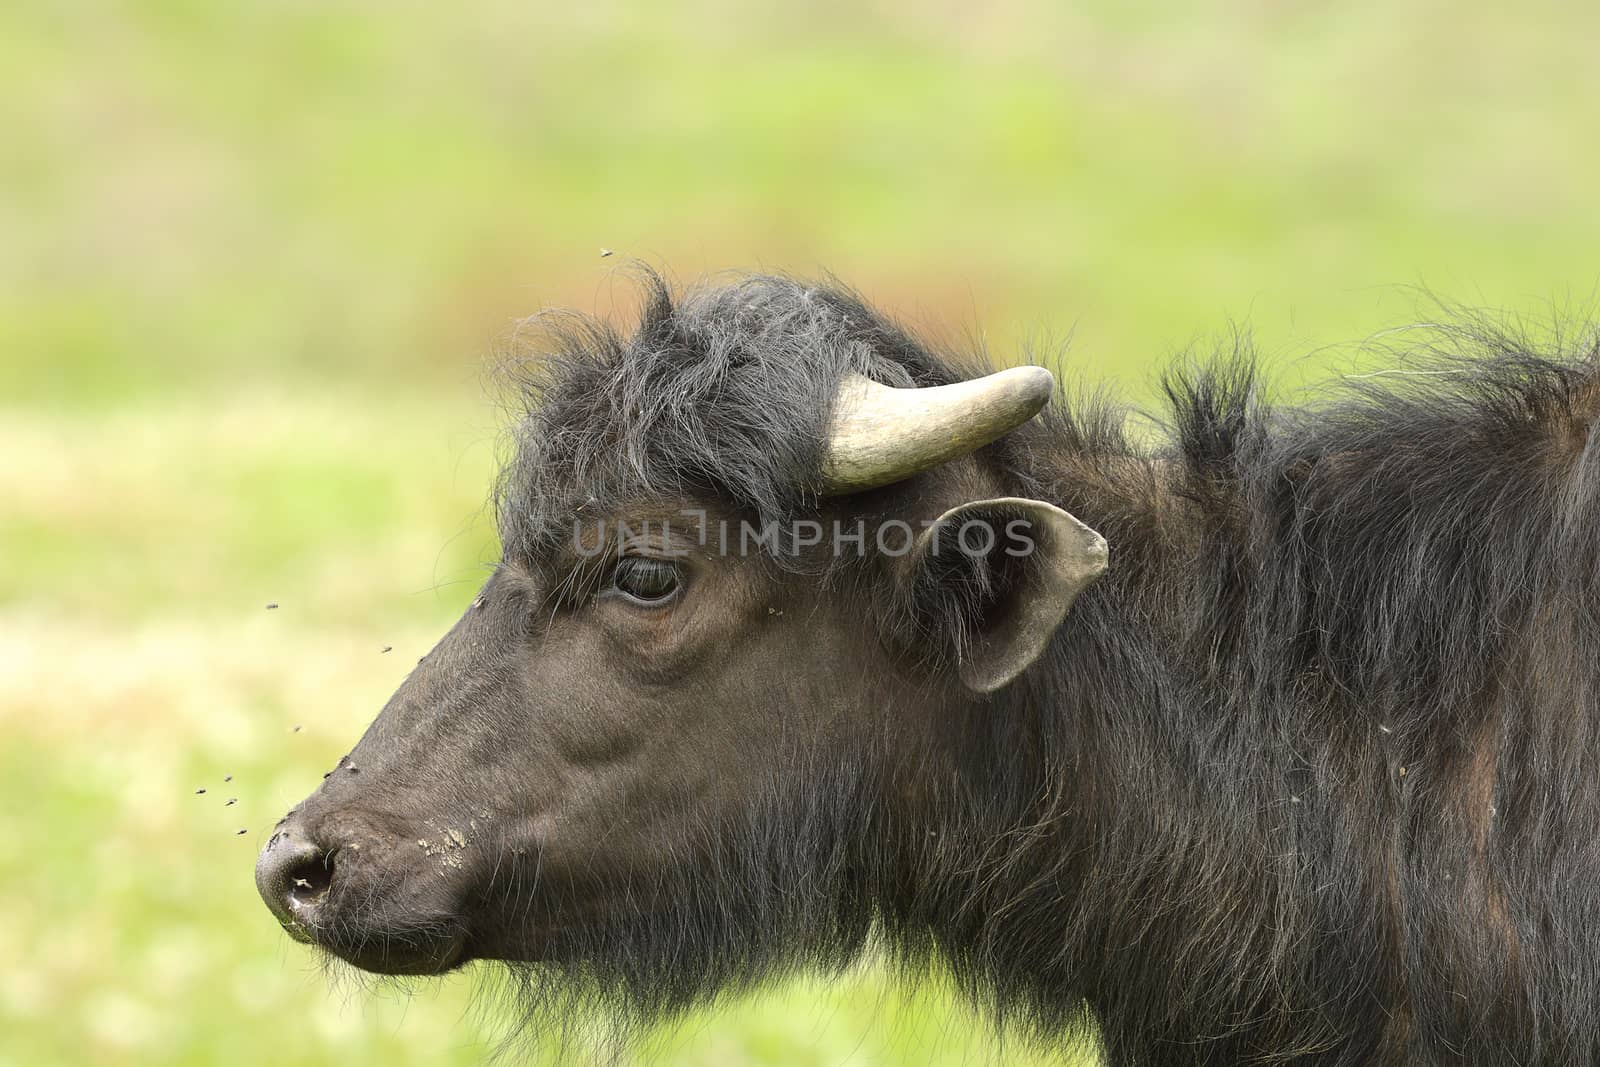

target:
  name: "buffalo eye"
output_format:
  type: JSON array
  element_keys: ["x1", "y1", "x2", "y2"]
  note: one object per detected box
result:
[{"x1": 609, "y1": 557, "x2": 682, "y2": 606}]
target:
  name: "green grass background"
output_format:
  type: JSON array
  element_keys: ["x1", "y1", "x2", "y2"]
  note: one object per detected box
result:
[{"x1": 6, "y1": 2, "x2": 1600, "y2": 1063}]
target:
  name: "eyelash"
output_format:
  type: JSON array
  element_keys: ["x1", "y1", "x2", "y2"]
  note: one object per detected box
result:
[{"x1": 608, "y1": 557, "x2": 683, "y2": 606}]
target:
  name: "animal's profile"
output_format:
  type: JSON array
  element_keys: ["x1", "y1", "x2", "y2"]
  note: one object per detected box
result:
[{"x1": 257, "y1": 272, "x2": 1600, "y2": 1065}]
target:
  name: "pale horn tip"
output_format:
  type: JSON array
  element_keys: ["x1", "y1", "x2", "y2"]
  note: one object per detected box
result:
[{"x1": 997, "y1": 364, "x2": 1057, "y2": 416}]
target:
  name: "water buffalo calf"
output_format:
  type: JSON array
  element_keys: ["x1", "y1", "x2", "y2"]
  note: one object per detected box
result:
[{"x1": 257, "y1": 273, "x2": 1600, "y2": 1066}]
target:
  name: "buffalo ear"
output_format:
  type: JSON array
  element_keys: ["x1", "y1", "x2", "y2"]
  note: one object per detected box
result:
[{"x1": 905, "y1": 496, "x2": 1108, "y2": 694}]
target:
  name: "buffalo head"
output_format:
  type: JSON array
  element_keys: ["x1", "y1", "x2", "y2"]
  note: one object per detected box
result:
[{"x1": 255, "y1": 277, "x2": 1106, "y2": 1017}]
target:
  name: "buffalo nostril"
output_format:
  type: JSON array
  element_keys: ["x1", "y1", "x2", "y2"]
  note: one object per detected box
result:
[
  {"x1": 255, "y1": 824, "x2": 334, "y2": 940},
  {"x1": 286, "y1": 851, "x2": 335, "y2": 910}
]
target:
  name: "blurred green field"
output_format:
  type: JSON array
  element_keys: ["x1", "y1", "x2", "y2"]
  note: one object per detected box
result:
[{"x1": 6, "y1": 1, "x2": 1600, "y2": 1064}]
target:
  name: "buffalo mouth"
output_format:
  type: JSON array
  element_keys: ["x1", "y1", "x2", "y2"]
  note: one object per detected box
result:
[
  {"x1": 285, "y1": 896, "x2": 471, "y2": 977},
  {"x1": 308, "y1": 920, "x2": 469, "y2": 977}
]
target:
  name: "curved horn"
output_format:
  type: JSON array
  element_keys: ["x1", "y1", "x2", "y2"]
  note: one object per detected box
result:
[{"x1": 819, "y1": 366, "x2": 1056, "y2": 494}]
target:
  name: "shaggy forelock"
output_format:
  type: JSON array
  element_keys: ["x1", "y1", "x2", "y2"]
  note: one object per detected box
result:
[{"x1": 493, "y1": 270, "x2": 976, "y2": 565}]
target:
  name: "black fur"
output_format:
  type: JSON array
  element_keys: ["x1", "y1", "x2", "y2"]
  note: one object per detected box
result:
[
  {"x1": 486, "y1": 273, "x2": 1600, "y2": 1064},
  {"x1": 494, "y1": 269, "x2": 982, "y2": 566}
]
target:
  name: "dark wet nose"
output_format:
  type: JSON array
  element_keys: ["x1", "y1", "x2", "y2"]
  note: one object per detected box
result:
[{"x1": 255, "y1": 822, "x2": 335, "y2": 940}]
